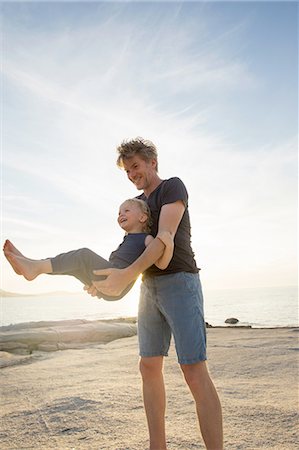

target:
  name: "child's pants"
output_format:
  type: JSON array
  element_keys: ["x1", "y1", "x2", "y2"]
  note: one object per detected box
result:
[{"x1": 50, "y1": 247, "x2": 133, "y2": 301}]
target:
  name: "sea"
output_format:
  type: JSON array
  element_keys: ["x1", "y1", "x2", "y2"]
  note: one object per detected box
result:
[{"x1": 0, "y1": 284, "x2": 297, "y2": 329}]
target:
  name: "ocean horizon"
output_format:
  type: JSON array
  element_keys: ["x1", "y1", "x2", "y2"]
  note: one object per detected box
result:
[{"x1": 0, "y1": 285, "x2": 298, "y2": 329}]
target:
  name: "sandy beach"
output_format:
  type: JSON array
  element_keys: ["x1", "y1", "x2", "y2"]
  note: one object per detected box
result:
[{"x1": 0, "y1": 321, "x2": 298, "y2": 450}]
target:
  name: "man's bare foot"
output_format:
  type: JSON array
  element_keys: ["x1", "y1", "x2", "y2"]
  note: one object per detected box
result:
[
  {"x1": 4, "y1": 252, "x2": 40, "y2": 281},
  {"x1": 3, "y1": 240, "x2": 25, "y2": 258}
]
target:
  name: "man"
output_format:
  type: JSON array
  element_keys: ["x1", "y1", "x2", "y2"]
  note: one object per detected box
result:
[{"x1": 86, "y1": 138, "x2": 223, "y2": 450}]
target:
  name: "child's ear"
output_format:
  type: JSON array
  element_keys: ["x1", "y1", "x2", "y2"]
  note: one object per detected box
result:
[{"x1": 139, "y1": 213, "x2": 148, "y2": 224}]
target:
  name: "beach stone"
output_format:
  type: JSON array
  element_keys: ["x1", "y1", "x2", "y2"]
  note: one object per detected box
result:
[{"x1": 225, "y1": 317, "x2": 239, "y2": 324}]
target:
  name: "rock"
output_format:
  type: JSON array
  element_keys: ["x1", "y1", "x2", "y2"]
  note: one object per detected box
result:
[
  {"x1": 225, "y1": 318, "x2": 239, "y2": 324},
  {"x1": 0, "y1": 320, "x2": 137, "y2": 355}
]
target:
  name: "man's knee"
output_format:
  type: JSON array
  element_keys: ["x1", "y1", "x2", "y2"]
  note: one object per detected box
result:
[
  {"x1": 139, "y1": 356, "x2": 164, "y2": 380},
  {"x1": 180, "y1": 360, "x2": 209, "y2": 389}
]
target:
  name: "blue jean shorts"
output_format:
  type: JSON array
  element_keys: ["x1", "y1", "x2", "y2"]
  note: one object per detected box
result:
[{"x1": 138, "y1": 272, "x2": 207, "y2": 365}]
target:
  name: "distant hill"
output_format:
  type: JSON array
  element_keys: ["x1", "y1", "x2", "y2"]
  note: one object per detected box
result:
[{"x1": 0, "y1": 289, "x2": 80, "y2": 298}]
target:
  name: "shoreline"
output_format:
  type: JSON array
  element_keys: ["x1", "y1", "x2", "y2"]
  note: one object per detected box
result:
[{"x1": 1, "y1": 315, "x2": 298, "y2": 331}]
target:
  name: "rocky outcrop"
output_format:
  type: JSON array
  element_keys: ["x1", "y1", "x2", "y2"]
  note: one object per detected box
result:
[
  {"x1": 0, "y1": 319, "x2": 137, "y2": 356},
  {"x1": 225, "y1": 318, "x2": 239, "y2": 324}
]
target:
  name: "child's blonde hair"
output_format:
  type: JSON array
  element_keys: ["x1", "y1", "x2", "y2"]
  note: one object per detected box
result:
[{"x1": 125, "y1": 198, "x2": 152, "y2": 233}]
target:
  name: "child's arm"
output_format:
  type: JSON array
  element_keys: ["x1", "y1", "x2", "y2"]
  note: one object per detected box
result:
[{"x1": 145, "y1": 233, "x2": 174, "y2": 270}]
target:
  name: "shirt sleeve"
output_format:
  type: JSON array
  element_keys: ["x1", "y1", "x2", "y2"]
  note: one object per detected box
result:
[{"x1": 160, "y1": 177, "x2": 188, "y2": 207}]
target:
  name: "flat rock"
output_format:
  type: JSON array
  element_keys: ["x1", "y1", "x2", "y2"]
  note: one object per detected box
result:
[{"x1": 0, "y1": 319, "x2": 137, "y2": 355}]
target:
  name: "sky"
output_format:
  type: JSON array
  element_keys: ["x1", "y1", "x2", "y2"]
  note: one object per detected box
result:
[{"x1": 1, "y1": 1, "x2": 298, "y2": 295}]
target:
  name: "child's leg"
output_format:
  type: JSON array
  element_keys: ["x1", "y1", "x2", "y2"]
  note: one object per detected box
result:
[
  {"x1": 3, "y1": 245, "x2": 108, "y2": 284},
  {"x1": 4, "y1": 243, "x2": 134, "y2": 301},
  {"x1": 50, "y1": 247, "x2": 111, "y2": 287},
  {"x1": 51, "y1": 248, "x2": 135, "y2": 301}
]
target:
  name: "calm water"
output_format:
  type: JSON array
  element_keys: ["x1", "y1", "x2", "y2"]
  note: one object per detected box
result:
[{"x1": 0, "y1": 285, "x2": 297, "y2": 328}]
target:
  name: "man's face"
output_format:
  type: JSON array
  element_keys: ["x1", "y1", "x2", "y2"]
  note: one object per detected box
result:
[{"x1": 123, "y1": 155, "x2": 157, "y2": 191}]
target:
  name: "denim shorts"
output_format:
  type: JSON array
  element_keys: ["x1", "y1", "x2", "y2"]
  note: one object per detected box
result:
[{"x1": 138, "y1": 272, "x2": 207, "y2": 365}]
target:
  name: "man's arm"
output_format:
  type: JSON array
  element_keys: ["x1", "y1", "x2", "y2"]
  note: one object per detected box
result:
[
  {"x1": 86, "y1": 200, "x2": 185, "y2": 297},
  {"x1": 154, "y1": 231, "x2": 175, "y2": 270}
]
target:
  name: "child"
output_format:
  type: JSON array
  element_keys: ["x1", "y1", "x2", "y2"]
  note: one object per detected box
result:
[{"x1": 3, "y1": 198, "x2": 174, "y2": 301}]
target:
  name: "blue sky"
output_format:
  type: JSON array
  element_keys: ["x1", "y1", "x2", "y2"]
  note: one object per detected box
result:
[{"x1": 1, "y1": 1, "x2": 297, "y2": 294}]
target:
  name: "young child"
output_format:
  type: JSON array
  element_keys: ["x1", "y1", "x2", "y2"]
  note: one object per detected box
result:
[{"x1": 3, "y1": 198, "x2": 174, "y2": 301}]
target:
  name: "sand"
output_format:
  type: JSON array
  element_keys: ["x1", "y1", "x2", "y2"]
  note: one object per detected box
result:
[{"x1": 0, "y1": 322, "x2": 298, "y2": 450}]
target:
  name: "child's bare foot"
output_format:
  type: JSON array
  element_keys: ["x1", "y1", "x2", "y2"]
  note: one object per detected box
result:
[
  {"x1": 3, "y1": 240, "x2": 25, "y2": 274},
  {"x1": 3, "y1": 240, "x2": 25, "y2": 258},
  {"x1": 4, "y1": 252, "x2": 40, "y2": 281}
]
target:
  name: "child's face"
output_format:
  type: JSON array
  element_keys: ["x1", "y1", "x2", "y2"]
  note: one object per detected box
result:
[{"x1": 118, "y1": 201, "x2": 146, "y2": 233}]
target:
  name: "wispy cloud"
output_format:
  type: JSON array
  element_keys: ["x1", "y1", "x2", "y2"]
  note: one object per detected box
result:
[{"x1": 4, "y1": 217, "x2": 62, "y2": 235}]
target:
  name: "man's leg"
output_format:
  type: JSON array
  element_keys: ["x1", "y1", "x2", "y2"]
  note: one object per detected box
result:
[
  {"x1": 181, "y1": 361, "x2": 223, "y2": 450},
  {"x1": 138, "y1": 278, "x2": 172, "y2": 449},
  {"x1": 139, "y1": 356, "x2": 167, "y2": 450},
  {"x1": 153, "y1": 272, "x2": 223, "y2": 448}
]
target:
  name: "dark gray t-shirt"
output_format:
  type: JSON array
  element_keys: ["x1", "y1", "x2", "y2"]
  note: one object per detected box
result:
[
  {"x1": 137, "y1": 177, "x2": 199, "y2": 277},
  {"x1": 109, "y1": 233, "x2": 148, "y2": 269}
]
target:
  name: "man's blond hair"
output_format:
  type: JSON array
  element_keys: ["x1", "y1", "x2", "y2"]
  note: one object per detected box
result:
[{"x1": 116, "y1": 137, "x2": 158, "y2": 172}]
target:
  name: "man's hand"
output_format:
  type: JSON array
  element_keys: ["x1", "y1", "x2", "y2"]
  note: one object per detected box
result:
[
  {"x1": 83, "y1": 284, "x2": 99, "y2": 297},
  {"x1": 91, "y1": 267, "x2": 134, "y2": 297}
]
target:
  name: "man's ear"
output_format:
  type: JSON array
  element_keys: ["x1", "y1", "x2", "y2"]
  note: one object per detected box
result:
[{"x1": 151, "y1": 159, "x2": 157, "y2": 170}]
